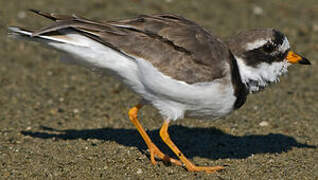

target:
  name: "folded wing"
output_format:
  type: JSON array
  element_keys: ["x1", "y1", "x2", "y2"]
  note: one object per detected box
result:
[{"x1": 11, "y1": 10, "x2": 230, "y2": 84}]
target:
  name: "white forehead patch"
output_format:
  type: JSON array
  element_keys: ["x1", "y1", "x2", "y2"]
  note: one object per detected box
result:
[
  {"x1": 245, "y1": 39, "x2": 269, "y2": 51},
  {"x1": 245, "y1": 36, "x2": 290, "y2": 53},
  {"x1": 278, "y1": 37, "x2": 290, "y2": 52}
]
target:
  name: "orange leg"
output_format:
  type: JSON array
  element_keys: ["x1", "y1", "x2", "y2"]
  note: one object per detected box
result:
[
  {"x1": 128, "y1": 104, "x2": 182, "y2": 166},
  {"x1": 159, "y1": 120, "x2": 224, "y2": 173}
]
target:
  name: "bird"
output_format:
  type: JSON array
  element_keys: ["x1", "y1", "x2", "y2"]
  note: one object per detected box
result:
[{"x1": 8, "y1": 9, "x2": 311, "y2": 173}]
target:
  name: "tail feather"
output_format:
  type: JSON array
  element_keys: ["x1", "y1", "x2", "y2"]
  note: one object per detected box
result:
[
  {"x1": 8, "y1": 26, "x2": 88, "y2": 47},
  {"x1": 29, "y1": 9, "x2": 73, "y2": 21},
  {"x1": 8, "y1": 26, "x2": 131, "y2": 69},
  {"x1": 7, "y1": 11, "x2": 138, "y2": 77},
  {"x1": 29, "y1": 9, "x2": 58, "y2": 21},
  {"x1": 8, "y1": 26, "x2": 84, "y2": 65},
  {"x1": 8, "y1": 27, "x2": 33, "y2": 39}
]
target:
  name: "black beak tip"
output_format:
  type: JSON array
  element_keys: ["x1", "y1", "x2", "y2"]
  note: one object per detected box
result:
[{"x1": 299, "y1": 57, "x2": 311, "y2": 65}]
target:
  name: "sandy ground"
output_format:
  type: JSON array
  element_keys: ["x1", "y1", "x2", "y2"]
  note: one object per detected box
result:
[{"x1": 1, "y1": 0, "x2": 317, "y2": 179}]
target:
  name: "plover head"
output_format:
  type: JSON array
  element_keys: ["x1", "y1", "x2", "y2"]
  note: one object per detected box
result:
[{"x1": 226, "y1": 28, "x2": 310, "y2": 93}]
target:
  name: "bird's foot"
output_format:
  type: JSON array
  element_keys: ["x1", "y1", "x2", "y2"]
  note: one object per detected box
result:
[
  {"x1": 185, "y1": 164, "x2": 224, "y2": 173},
  {"x1": 148, "y1": 142, "x2": 182, "y2": 166}
]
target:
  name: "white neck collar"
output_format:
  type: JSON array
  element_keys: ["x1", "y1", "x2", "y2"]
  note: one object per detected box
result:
[{"x1": 235, "y1": 56, "x2": 290, "y2": 93}]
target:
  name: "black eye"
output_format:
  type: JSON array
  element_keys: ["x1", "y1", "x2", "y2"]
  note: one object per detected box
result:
[{"x1": 263, "y1": 43, "x2": 275, "y2": 53}]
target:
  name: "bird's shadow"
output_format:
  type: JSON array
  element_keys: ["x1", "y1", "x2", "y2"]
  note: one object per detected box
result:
[{"x1": 21, "y1": 125, "x2": 316, "y2": 160}]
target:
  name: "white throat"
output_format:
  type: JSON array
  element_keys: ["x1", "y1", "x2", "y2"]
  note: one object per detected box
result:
[{"x1": 235, "y1": 56, "x2": 290, "y2": 93}]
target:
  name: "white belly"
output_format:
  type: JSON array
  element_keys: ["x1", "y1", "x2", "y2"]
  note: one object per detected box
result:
[{"x1": 135, "y1": 59, "x2": 237, "y2": 121}]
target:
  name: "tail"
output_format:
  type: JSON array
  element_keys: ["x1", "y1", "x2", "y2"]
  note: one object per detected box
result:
[
  {"x1": 8, "y1": 25, "x2": 136, "y2": 72},
  {"x1": 8, "y1": 27, "x2": 33, "y2": 39},
  {"x1": 8, "y1": 27, "x2": 75, "y2": 66},
  {"x1": 8, "y1": 26, "x2": 85, "y2": 46},
  {"x1": 8, "y1": 10, "x2": 138, "y2": 79}
]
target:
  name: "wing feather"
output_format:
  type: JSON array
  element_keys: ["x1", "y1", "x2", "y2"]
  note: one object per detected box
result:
[{"x1": 19, "y1": 10, "x2": 231, "y2": 83}]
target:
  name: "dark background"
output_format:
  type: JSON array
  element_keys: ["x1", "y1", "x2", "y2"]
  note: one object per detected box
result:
[{"x1": 1, "y1": 0, "x2": 317, "y2": 179}]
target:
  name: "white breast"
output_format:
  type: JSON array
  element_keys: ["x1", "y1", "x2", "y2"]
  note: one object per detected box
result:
[{"x1": 135, "y1": 59, "x2": 237, "y2": 121}]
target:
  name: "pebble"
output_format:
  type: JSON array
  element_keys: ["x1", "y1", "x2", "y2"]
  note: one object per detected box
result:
[
  {"x1": 50, "y1": 109, "x2": 57, "y2": 115},
  {"x1": 253, "y1": 6, "x2": 264, "y2": 15},
  {"x1": 17, "y1": 11, "x2": 26, "y2": 19},
  {"x1": 48, "y1": 99, "x2": 54, "y2": 105},
  {"x1": 136, "y1": 168, "x2": 143, "y2": 174},
  {"x1": 259, "y1": 121, "x2": 269, "y2": 127},
  {"x1": 313, "y1": 24, "x2": 318, "y2": 32},
  {"x1": 3, "y1": 171, "x2": 10, "y2": 177}
]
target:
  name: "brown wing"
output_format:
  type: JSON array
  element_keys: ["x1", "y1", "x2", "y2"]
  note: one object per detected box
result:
[{"x1": 30, "y1": 10, "x2": 230, "y2": 84}]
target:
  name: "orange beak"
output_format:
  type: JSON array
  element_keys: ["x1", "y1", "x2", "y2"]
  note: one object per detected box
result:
[{"x1": 286, "y1": 51, "x2": 311, "y2": 65}]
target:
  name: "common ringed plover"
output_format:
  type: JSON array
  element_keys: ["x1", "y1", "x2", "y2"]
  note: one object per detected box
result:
[{"x1": 8, "y1": 10, "x2": 311, "y2": 173}]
